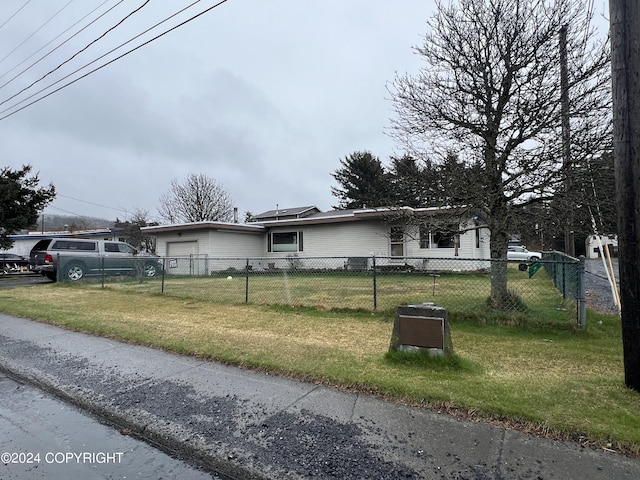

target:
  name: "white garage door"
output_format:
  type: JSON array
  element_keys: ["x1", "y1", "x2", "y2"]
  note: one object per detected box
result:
[
  {"x1": 166, "y1": 241, "x2": 200, "y2": 275},
  {"x1": 167, "y1": 241, "x2": 198, "y2": 257}
]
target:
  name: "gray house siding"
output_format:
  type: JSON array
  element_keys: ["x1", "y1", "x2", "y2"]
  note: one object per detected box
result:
[
  {"x1": 156, "y1": 229, "x2": 263, "y2": 274},
  {"x1": 143, "y1": 208, "x2": 492, "y2": 274},
  {"x1": 265, "y1": 221, "x2": 387, "y2": 257}
]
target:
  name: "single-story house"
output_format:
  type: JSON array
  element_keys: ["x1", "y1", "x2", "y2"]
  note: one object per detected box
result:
[{"x1": 141, "y1": 206, "x2": 491, "y2": 274}]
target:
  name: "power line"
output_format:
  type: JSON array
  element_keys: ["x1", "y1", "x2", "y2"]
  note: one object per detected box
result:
[
  {"x1": 0, "y1": 0, "x2": 230, "y2": 120},
  {"x1": 0, "y1": 0, "x2": 32, "y2": 31},
  {"x1": 57, "y1": 193, "x2": 129, "y2": 213},
  {"x1": 0, "y1": 0, "x2": 74, "y2": 66},
  {"x1": 0, "y1": 0, "x2": 117, "y2": 86},
  {"x1": 46, "y1": 205, "x2": 92, "y2": 217},
  {"x1": 0, "y1": 0, "x2": 149, "y2": 106}
]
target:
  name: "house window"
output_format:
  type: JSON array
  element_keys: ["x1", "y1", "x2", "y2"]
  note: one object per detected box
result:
[
  {"x1": 419, "y1": 226, "x2": 431, "y2": 249},
  {"x1": 268, "y1": 231, "x2": 303, "y2": 253},
  {"x1": 390, "y1": 226, "x2": 404, "y2": 257},
  {"x1": 434, "y1": 227, "x2": 456, "y2": 248}
]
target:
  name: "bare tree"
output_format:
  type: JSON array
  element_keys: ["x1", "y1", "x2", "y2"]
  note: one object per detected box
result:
[
  {"x1": 389, "y1": 0, "x2": 610, "y2": 307},
  {"x1": 158, "y1": 174, "x2": 234, "y2": 224},
  {"x1": 114, "y1": 208, "x2": 158, "y2": 252}
]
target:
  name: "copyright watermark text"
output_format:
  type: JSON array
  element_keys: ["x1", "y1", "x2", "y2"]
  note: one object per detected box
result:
[{"x1": 2, "y1": 451, "x2": 124, "y2": 465}]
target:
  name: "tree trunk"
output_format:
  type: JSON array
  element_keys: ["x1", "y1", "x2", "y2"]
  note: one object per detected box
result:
[
  {"x1": 488, "y1": 216, "x2": 510, "y2": 309},
  {"x1": 491, "y1": 221, "x2": 509, "y2": 310},
  {"x1": 610, "y1": 0, "x2": 640, "y2": 392},
  {"x1": 485, "y1": 135, "x2": 511, "y2": 309}
]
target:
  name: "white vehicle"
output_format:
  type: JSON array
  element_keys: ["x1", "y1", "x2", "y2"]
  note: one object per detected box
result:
[{"x1": 507, "y1": 245, "x2": 542, "y2": 262}]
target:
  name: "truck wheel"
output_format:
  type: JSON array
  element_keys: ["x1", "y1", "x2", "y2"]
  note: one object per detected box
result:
[
  {"x1": 144, "y1": 263, "x2": 159, "y2": 277},
  {"x1": 65, "y1": 263, "x2": 86, "y2": 281}
]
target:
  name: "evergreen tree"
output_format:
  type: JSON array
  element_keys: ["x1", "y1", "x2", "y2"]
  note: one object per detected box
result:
[
  {"x1": 388, "y1": 154, "x2": 433, "y2": 207},
  {"x1": 0, "y1": 165, "x2": 55, "y2": 249},
  {"x1": 331, "y1": 151, "x2": 392, "y2": 209}
]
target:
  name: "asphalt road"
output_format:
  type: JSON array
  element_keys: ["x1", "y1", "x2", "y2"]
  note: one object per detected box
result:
[{"x1": 0, "y1": 373, "x2": 218, "y2": 479}]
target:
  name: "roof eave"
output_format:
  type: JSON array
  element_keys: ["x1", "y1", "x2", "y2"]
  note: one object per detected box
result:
[{"x1": 141, "y1": 222, "x2": 265, "y2": 234}]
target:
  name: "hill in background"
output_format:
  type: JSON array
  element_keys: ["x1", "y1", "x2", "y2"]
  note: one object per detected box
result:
[{"x1": 32, "y1": 214, "x2": 114, "y2": 233}]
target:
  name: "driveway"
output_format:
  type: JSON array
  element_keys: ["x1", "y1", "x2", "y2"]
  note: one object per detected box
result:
[
  {"x1": 584, "y1": 258, "x2": 619, "y2": 315},
  {"x1": 0, "y1": 273, "x2": 52, "y2": 289}
]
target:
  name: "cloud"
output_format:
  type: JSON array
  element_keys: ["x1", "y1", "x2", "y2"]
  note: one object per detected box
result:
[{"x1": 0, "y1": 0, "x2": 436, "y2": 221}]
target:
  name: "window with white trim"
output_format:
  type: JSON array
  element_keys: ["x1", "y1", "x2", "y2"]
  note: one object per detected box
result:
[
  {"x1": 420, "y1": 224, "x2": 460, "y2": 253},
  {"x1": 419, "y1": 226, "x2": 431, "y2": 249},
  {"x1": 390, "y1": 226, "x2": 404, "y2": 257},
  {"x1": 268, "y1": 231, "x2": 304, "y2": 253}
]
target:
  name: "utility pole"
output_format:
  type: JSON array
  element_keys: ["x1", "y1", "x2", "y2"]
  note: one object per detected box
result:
[
  {"x1": 560, "y1": 24, "x2": 575, "y2": 257},
  {"x1": 610, "y1": 0, "x2": 640, "y2": 392}
]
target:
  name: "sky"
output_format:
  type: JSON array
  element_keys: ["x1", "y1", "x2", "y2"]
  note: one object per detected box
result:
[{"x1": 0, "y1": 0, "x2": 439, "y2": 225}]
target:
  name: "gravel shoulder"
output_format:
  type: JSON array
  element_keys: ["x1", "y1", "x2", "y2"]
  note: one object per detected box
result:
[{"x1": 584, "y1": 258, "x2": 619, "y2": 315}]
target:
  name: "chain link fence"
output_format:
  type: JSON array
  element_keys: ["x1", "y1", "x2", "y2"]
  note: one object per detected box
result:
[
  {"x1": 542, "y1": 251, "x2": 586, "y2": 327},
  {"x1": 55, "y1": 253, "x2": 586, "y2": 326}
]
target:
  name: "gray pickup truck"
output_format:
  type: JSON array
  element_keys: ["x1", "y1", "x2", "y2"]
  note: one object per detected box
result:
[{"x1": 29, "y1": 238, "x2": 162, "y2": 281}]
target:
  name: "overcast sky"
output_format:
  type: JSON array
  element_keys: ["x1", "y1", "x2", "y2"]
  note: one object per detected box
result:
[{"x1": 0, "y1": 0, "x2": 440, "y2": 224}]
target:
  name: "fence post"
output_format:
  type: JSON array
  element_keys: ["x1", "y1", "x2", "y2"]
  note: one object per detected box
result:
[
  {"x1": 101, "y1": 256, "x2": 105, "y2": 288},
  {"x1": 245, "y1": 258, "x2": 250, "y2": 303},
  {"x1": 372, "y1": 255, "x2": 377, "y2": 310},
  {"x1": 161, "y1": 258, "x2": 166, "y2": 294},
  {"x1": 578, "y1": 255, "x2": 586, "y2": 329},
  {"x1": 561, "y1": 259, "x2": 567, "y2": 299}
]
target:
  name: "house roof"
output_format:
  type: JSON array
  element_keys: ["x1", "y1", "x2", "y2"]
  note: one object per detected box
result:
[
  {"x1": 141, "y1": 206, "x2": 465, "y2": 234},
  {"x1": 141, "y1": 221, "x2": 265, "y2": 234},
  {"x1": 257, "y1": 206, "x2": 445, "y2": 227},
  {"x1": 252, "y1": 205, "x2": 320, "y2": 221}
]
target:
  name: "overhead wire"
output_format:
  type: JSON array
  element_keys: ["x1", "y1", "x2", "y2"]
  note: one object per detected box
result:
[
  {"x1": 0, "y1": 0, "x2": 74, "y2": 66},
  {"x1": 0, "y1": 0, "x2": 32, "y2": 31},
  {"x1": 0, "y1": 0, "x2": 150, "y2": 106},
  {"x1": 45, "y1": 203, "x2": 126, "y2": 221},
  {"x1": 46, "y1": 205, "x2": 95, "y2": 217},
  {"x1": 57, "y1": 193, "x2": 130, "y2": 214},
  {"x1": 0, "y1": 0, "x2": 118, "y2": 86},
  {"x1": 0, "y1": 0, "x2": 230, "y2": 121}
]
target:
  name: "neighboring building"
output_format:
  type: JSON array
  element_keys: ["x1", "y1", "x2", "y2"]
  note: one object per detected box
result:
[
  {"x1": 141, "y1": 206, "x2": 491, "y2": 273},
  {"x1": 585, "y1": 234, "x2": 618, "y2": 259},
  {"x1": 251, "y1": 206, "x2": 321, "y2": 222}
]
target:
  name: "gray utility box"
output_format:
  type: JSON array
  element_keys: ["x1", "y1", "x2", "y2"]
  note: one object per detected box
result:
[{"x1": 389, "y1": 303, "x2": 453, "y2": 356}]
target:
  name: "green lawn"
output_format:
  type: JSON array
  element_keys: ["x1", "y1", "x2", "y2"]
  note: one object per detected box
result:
[
  {"x1": 94, "y1": 264, "x2": 576, "y2": 325},
  {"x1": 0, "y1": 271, "x2": 635, "y2": 457}
]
